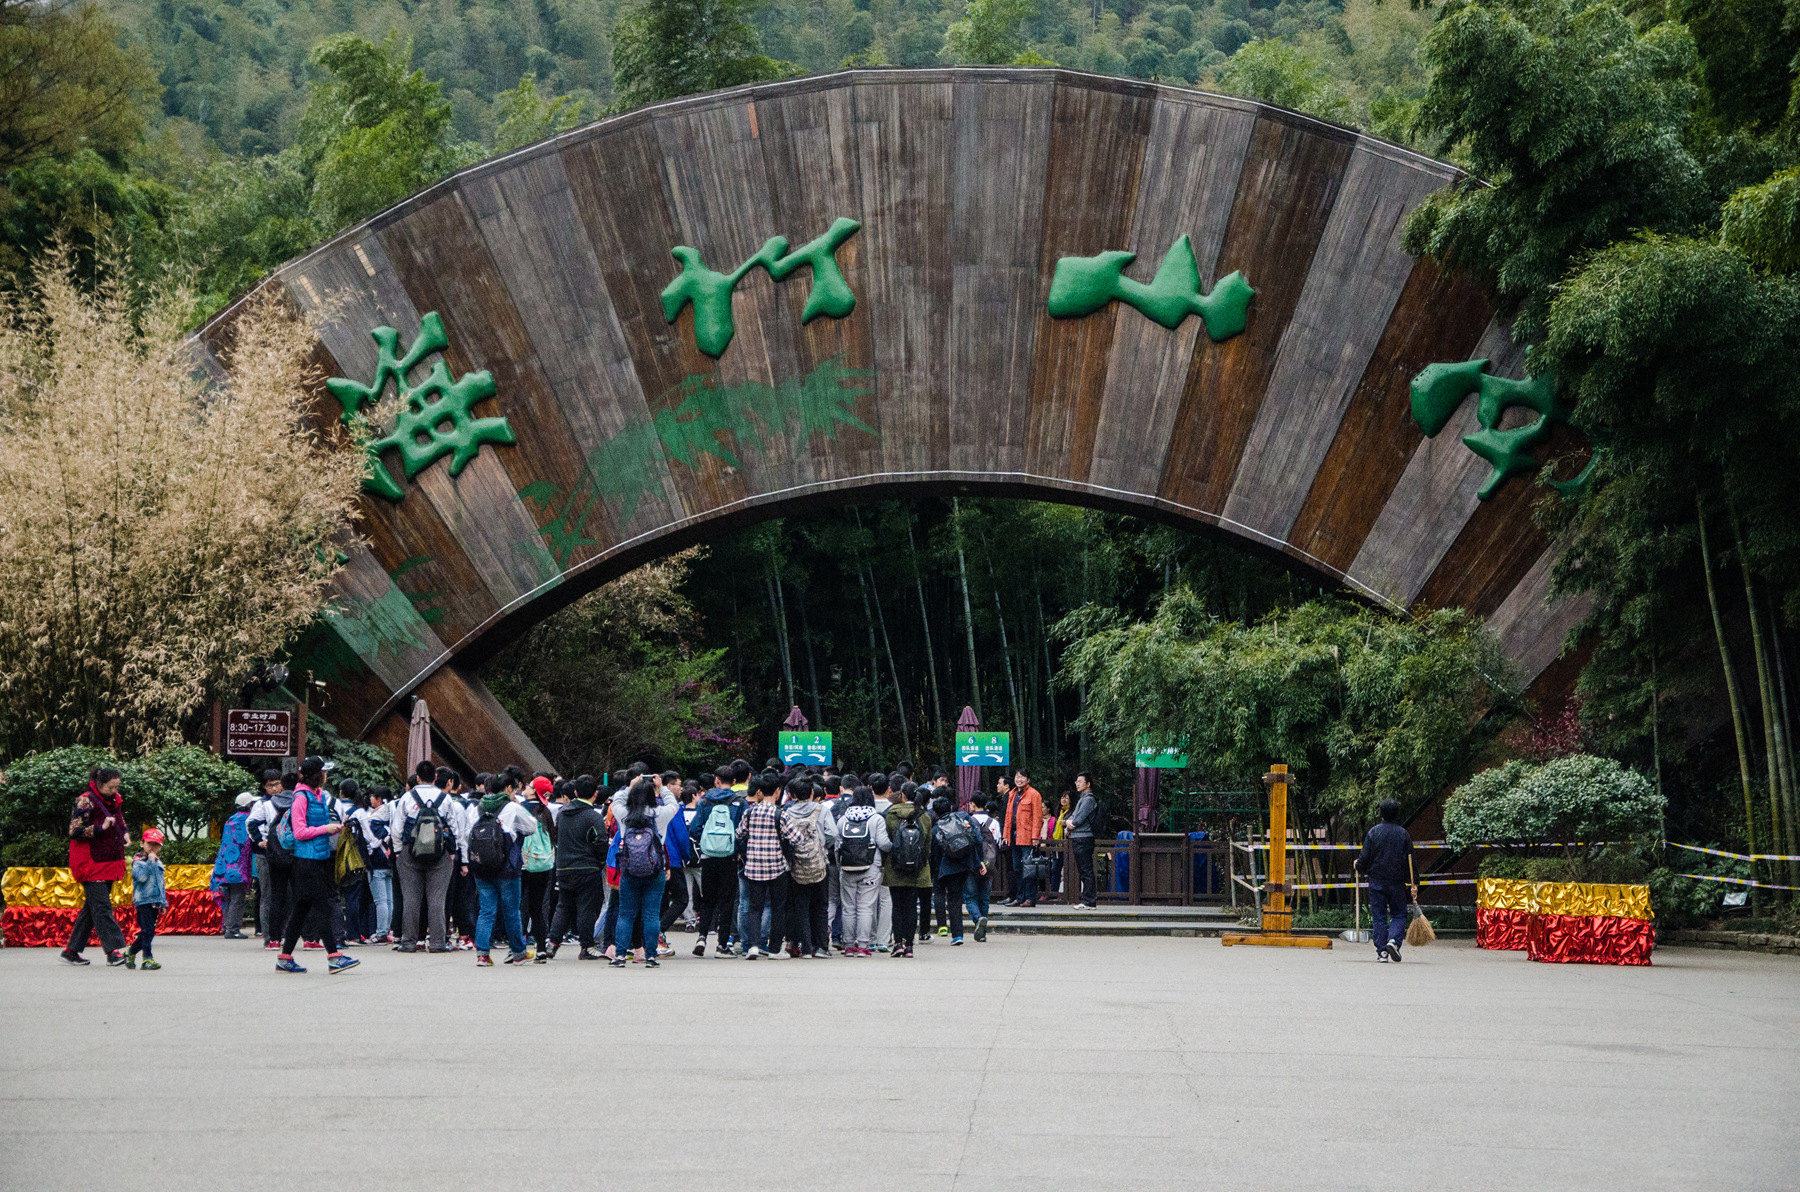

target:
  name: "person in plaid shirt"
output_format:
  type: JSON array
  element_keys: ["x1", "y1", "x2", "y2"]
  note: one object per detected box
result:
[{"x1": 735, "y1": 778, "x2": 789, "y2": 959}]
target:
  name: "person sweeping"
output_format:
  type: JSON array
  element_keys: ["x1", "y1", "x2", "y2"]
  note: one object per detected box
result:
[{"x1": 1354, "y1": 798, "x2": 1416, "y2": 963}]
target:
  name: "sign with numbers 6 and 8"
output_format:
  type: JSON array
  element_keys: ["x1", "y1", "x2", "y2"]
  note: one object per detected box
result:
[
  {"x1": 778, "y1": 731, "x2": 833, "y2": 765},
  {"x1": 955, "y1": 732, "x2": 1010, "y2": 766}
]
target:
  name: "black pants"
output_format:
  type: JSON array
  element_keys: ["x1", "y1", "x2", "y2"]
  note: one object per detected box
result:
[
  {"x1": 660, "y1": 868, "x2": 691, "y2": 932},
  {"x1": 1073, "y1": 838, "x2": 1097, "y2": 906},
  {"x1": 282, "y1": 859, "x2": 343, "y2": 954},
  {"x1": 744, "y1": 876, "x2": 787, "y2": 952},
  {"x1": 522, "y1": 869, "x2": 554, "y2": 949},
  {"x1": 694, "y1": 855, "x2": 739, "y2": 941},
  {"x1": 549, "y1": 871, "x2": 604, "y2": 950},
  {"x1": 128, "y1": 904, "x2": 160, "y2": 957},
  {"x1": 451, "y1": 868, "x2": 479, "y2": 939},
  {"x1": 265, "y1": 860, "x2": 292, "y2": 941},
  {"x1": 785, "y1": 879, "x2": 829, "y2": 955},
  {"x1": 65, "y1": 879, "x2": 126, "y2": 957},
  {"x1": 891, "y1": 885, "x2": 929, "y2": 947},
  {"x1": 341, "y1": 875, "x2": 368, "y2": 940},
  {"x1": 934, "y1": 876, "x2": 966, "y2": 938}
]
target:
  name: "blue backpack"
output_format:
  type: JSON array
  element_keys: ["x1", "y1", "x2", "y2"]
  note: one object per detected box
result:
[{"x1": 621, "y1": 822, "x2": 666, "y2": 878}]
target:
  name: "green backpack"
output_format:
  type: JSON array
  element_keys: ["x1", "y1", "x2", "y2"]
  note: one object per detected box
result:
[{"x1": 522, "y1": 821, "x2": 556, "y2": 873}]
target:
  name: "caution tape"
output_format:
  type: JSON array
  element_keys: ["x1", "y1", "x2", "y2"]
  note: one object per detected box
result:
[
  {"x1": 1235, "y1": 876, "x2": 1476, "y2": 893},
  {"x1": 1233, "y1": 840, "x2": 1450, "y2": 853},
  {"x1": 1675, "y1": 872, "x2": 1800, "y2": 892},
  {"x1": 1232, "y1": 839, "x2": 1622, "y2": 853},
  {"x1": 1664, "y1": 841, "x2": 1800, "y2": 863}
]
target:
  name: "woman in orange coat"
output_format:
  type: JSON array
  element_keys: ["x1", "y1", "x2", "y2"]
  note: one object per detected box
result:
[{"x1": 1001, "y1": 771, "x2": 1044, "y2": 907}]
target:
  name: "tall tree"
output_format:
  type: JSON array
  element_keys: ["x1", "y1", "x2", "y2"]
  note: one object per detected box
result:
[{"x1": 610, "y1": 0, "x2": 795, "y2": 111}]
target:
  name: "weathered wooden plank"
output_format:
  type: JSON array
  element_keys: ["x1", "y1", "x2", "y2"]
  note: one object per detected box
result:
[
  {"x1": 415, "y1": 664, "x2": 554, "y2": 773},
  {"x1": 850, "y1": 78, "x2": 955, "y2": 476},
  {"x1": 378, "y1": 190, "x2": 597, "y2": 590},
  {"x1": 1024, "y1": 79, "x2": 1155, "y2": 482},
  {"x1": 1087, "y1": 92, "x2": 1259, "y2": 496},
  {"x1": 323, "y1": 547, "x2": 448, "y2": 696},
  {"x1": 458, "y1": 151, "x2": 684, "y2": 545},
  {"x1": 1486, "y1": 546, "x2": 1592, "y2": 685},
  {"x1": 1158, "y1": 111, "x2": 1355, "y2": 516},
  {"x1": 559, "y1": 122, "x2": 723, "y2": 522},
  {"x1": 1223, "y1": 139, "x2": 1455, "y2": 541},
  {"x1": 1285, "y1": 256, "x2": 1494, "y2": 573},
  {"x1": 754, "y1": 86, "x2": 883, "y2": 485},
  {"x1": 1346, "y1": 318, "x2": 1527, "y2": 606},
  {"x1": 949, "y1": 76, "x2": 1055, "y2": 474}
]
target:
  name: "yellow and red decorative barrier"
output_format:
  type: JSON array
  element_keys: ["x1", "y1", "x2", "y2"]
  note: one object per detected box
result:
[
  {"x1": 1477, "y1": 877, "x2": 1653, "y2": 966},
  {"x1": 1475, "y1": 878, "x2": 1534, "y2": 951},
  {"x1": 1, "y1": 865, "x2": 220, "y2": 947}
]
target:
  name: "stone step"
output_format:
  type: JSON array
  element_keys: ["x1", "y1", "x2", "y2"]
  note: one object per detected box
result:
[{"x1": 983, "y1": 904, "x2": 1246, "y2": 936}]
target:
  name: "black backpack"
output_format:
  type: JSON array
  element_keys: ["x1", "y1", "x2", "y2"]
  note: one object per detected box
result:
[
  {"x1": 890, "y1": 811, "x2": 928, "y2": 875},
  {"x1": 837, "y1": 813, "x2": 875, "y2": 871},
  {"x1": 933, "y1": 811, "x2": 976, "y2": 862},
  {"x1": 467, "y1": 812, "x2": 511, "y2": 878},
  {"x1": 621, "y1": 822, "x2": 666, "y2": 879},
  {"x1": 406, "y1": 793, "x2": 452, "y2": 862}
]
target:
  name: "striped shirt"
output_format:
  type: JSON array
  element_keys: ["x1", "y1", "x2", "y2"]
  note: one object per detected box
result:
[{"x1": 738, "y1": 801, "x2": 788, "y2": 881}]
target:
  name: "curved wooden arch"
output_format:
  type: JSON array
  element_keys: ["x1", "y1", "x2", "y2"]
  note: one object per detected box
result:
[{"x1": 196, "y1": 67, "x2": 1586, "y2": 769}]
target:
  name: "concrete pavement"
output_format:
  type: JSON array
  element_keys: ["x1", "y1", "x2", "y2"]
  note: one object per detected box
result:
[{"x1": 1, "y1": 933, "x2": 1795, "y2": 1191}]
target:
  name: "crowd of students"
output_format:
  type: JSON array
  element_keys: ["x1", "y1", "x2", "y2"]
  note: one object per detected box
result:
[{"x1": 187, "y1": 755, "x2": 1105, "y2": 974}]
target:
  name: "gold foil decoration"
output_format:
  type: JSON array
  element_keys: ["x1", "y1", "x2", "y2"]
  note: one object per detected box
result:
[
  {"x1": 3, "y1": 864, "x2": 216, "y2": 908},
  {"x1": 1529, "y1": 880, "x2": 1651, "y2": 920},
  {"x1": 1476, "y1": 877, "x2": 1536, "y2": 912}
]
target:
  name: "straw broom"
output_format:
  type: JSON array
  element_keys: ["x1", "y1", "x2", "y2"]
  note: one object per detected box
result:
[{"x1": 1405, "y1": 855, "x2": 1436, "y2": 947}]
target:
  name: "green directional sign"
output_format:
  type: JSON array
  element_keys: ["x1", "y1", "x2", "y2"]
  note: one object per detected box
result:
[
  {"x1": 779, "y1": 731, "x2": 833, "y2": 765},
  {"x1": 1136, "y1": 734, "x2": 1190, "y2": 768},
  {"x1": 956, "y1": 732, "x2": 1010, "y2": 766}
]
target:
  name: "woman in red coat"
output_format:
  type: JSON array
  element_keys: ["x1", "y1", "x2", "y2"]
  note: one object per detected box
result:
[{"x1": 62, "y1": 766, "x2": 130, "y2": 966}]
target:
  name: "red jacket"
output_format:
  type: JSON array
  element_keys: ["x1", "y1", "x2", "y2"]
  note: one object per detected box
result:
[
  {"x1": 68, "y1": 784, "x2": 127, "y2": 883},
  {"x1": 1002, "y1": 785, "x2": 1044, "y2": 847}
]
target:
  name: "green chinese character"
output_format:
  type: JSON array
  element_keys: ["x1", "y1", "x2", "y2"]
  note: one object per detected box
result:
[
  {"x1": 662, "y1": 217, "x2": 862, "y2": 358},
  {"x1": 325, "y1": 313, "x2": 515, "y2": 501},
  {"x1": 1409, "y1": 358, "x2": 1593, "y2": 499},
  {"x1": 1047, "y1": 235, "x2": 1254, "y2": 341}
]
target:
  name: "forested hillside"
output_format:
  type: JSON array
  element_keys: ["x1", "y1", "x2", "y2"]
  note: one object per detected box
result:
[{"x1": 107, "y1": 0, "x2": 1432, "y2": 154}]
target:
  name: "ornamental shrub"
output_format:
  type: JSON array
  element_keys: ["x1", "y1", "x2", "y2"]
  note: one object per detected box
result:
[
  {"x1": 0, "y1": 744, "x2": 254, "y2": 850},
  {"x1": 1445, "y1": 754, "x2": 1663, "y2": 851}
]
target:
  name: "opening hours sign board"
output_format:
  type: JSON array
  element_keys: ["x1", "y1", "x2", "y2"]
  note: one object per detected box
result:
[{"x1": 225, "y1": 709, "x2": 292, "y2": 757}]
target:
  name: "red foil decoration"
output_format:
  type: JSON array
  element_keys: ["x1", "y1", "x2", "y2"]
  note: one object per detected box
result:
[
  {"x1": 1476, "y1": 906, "x2": 1531, "y2": 951},
  {"x1": 1526, "y1": 912, "x2": 1654, "y2": 966},
  {"x1": 1, "y1": 889, "x2": 221, "y2": 947}
]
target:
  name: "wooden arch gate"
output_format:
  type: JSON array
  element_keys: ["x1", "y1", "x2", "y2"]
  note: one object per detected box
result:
[{"x1": 196, "y1": 68, "x2": 1587, "y2": 772}]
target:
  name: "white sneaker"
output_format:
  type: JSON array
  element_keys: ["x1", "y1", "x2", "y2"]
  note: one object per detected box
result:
[{"x1": 746, "y1": 946, "x2": 763, "y2": 959}]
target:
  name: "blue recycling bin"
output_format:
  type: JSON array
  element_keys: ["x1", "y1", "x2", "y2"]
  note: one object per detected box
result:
[
  {"x1": 1113, "y1": 831, "x2": 1132, "y2": 893},
  {"x1": 1190, "y1": 831, "x2": 1219, "y2": 896}
]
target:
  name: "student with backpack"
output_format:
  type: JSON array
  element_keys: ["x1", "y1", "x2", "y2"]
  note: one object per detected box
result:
[
  {"x1": 354, "y1": 786, "x2": 396, "y2": 943},
  {"x1": 520, "y1": 782, "x2": 558, "y2": 961},
  {"x1": 883, "y1": 784, "x2": 935, "y2": 957},
  {"x1": 391, "y1": 761, "x2": 460, "y2": 953},
  {"x1": 963, "y1": 794, "x2": 1002, "y2": 941},
  {"x1": 819, "y1": 774, "x2": 845, "y2": 949},
  {"x1": 830, "y1": 785, "x2": 890, "y2": 956},
  {"x1": 275, "y1": 757, "x2": 358, "y2": 975},
  {"x1": 779, "y1": 777, "x2": 830, "y2": 958},
  {"x1": 868, "y1": 773, "x2": 896, "y2": 951},
  {"x1": 546, "y1": 774, "x2": 609, "y2": 960},
  {"x1": 463, "y1": 775, "x2": 538, "y2": 966},
  {"x1": 248, "y1": 772, "x2": 298, "y2": 950},
  {"x1": 734, "y1": 774, "x2": 788, "y2": 959},
  {"x1": 611, "y1": 777, "x2": 675, "y2": 968},
  {"x1": 928, "y1": 796, "x2": 983, "y2": 945},
  {"x1": 689, "y1": 767, "x2": 745, "y2": 957}
]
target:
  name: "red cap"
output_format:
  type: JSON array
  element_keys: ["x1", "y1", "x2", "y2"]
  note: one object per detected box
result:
[
  {"x1": 532, "y1": 776, "x2": 553, "y2": 795},
  {"x1": 141, "y1": 829, "x2": 164, "y2": 845}
]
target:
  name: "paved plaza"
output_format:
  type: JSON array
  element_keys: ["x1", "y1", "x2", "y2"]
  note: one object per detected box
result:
[{"x1": 1, "y1": 934, "x2": 1795, "y2": 1191}]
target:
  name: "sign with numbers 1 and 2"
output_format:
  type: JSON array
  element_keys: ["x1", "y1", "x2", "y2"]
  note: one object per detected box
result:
[
  {"x1": 955, "y1": 732, "x2": 1010, "y2": 767},
  {"x1": 778, "y1": 731, "x2": 833, "y2": 766}
]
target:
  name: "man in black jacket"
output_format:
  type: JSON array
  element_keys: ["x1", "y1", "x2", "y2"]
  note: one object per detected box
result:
[
  {"x1": 1067, "y1": 773, "x2": 1102, "y2": 909},
  {"x1": 1355, "y1": 798, "x2": 1417, "y2": 963},
  {"x1": 546, "y1": 775, "x2": 609, "y2": 960}
]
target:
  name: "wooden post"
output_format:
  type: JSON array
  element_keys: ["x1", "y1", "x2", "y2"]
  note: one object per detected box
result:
[
  {"x1": 1222, "y1": 764, "x2": 1330, "y2": 948},
  {"x1": 209, "y1": 700, "x2": 223, "y2": 754},
  {"x1": 295, "y1": 692, "x2": 308, "y2": 764},
  {"x1": 954, "y1": 706, "x2": 980, "y2": 810}
]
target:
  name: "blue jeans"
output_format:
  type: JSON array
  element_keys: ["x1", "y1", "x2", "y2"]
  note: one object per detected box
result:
[
  {"x1": 735, "y1": 874, "x2": 771, "y2": 950},
  {"x1": 367, "y1": 867, "x2": 393, "y2": 938},
  {"x1": 1368, "y1": 882, "x2": 1408, "y2": 954},
  {"x1": 475, "y1": 875, "x2": 527, "y2": 956},
  {"x1": 963, "y1": 870, "x2": 991, "y2": 921},
  {"x1": 615, "y1": 873, "x2": 666, "y2": 956}
]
